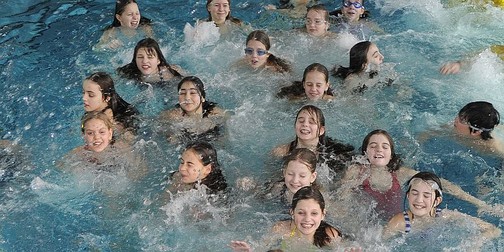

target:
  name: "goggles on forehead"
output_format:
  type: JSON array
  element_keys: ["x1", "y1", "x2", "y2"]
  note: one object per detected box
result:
[
  {"x1": 343, "y1": 1, "x2": 363, "y2": 9},
  {"x1": 409, "y1": 178, "x2": 443, "y2": 197}
]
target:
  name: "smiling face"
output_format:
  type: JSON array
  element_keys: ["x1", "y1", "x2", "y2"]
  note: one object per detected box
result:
[
  {"x1": 366, "y1": 43, "x2": 384, "y2": 66},
  {"x1": 135, "y1": 47, "x2": 160, "y2": 76},
  {"x1": 295, "y1": 110, "x2": 325, "y2": 144},
  {"x1": 291, "y1": 198, "x2": 325, "y2": 237},
  {"x1": 82, "y1": 80, "x2": 109, "y2": 112},
  {"x1": 178, "y1": 149, "x2": 212, "y2": 184},
  {"x1": 303, "y1": 71, "x2": 329, "y2": 100},
  {"x1": 115, "y1": 2, "x2": 141, "y2": 29},
  {"x1": 284, "y1": 160, "x2": 317, "y2": 195},
  {"x1": 83, "y1": 118, "x2": 113, "y2": 153},
  {"x1": 178, "y1": 81, "x2": 204, "y2": 115},
  {"x1": 207, "y1": 0, "x2": 230, "y2": 25},
  {"x1": 365, "y1": 133, "x2": 392, "y2": 167},
  {"x1": 245, "y1": 40, "x2": 269, "y2": 69},
  {"x1": 342, "y1": 0, "x2": 365, "y2": 23},
  {"x1": 407, "y1": 179, "x2": 440, "y2": 217},
  {"x1": 305, "y1": 9, "x2": 329, "y2": 37}
]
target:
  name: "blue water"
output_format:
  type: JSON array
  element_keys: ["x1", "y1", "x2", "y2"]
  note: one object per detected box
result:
[{"x1": 0, "y1": 0, "x2": 503, "y2": 251}]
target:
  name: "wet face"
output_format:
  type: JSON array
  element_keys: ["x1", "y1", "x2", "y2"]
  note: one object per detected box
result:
[
  {"x1": 305, "y1": 10, "x2": 329, "y2": 37},
  {"x1": 207, "y1": 0, "x2": 230, "y2": 25},
  {"x1": 295, "y1": 110, "x2": 325, "y2": 143},
  {"x1": 366, "y1": 43, "x2": 384, "y2": 66},
  {"x1": 245, "y1": 40, "x2": 269, "y2": 69},
  {"x1": 83, "y1": 118, "x2": 113, "y2": 153},
  {"x1": 116, "y1": 3, "x2": 141, "y2": 29},
  {"x1": 291, "y1": 198, "x2": 325, "y2": 237},
  {"x1": 342, "y1": 0, "x2": 365, "y2": 23},
  {"x1": 178, "y1": 81, "x2": 204, "y2": 115},
  {"x1": 178, "y1": 149, "x2": 212, "y2": 184},
  {"x1": 453, "y1": 116, "x2": 475, "y2": 137},
  {"x1": 407, "y1": 179, "x2": 439, "y2": 217},
  {"x1": 303, "y1": 71, "x2": 329, "y2": 100},
  {"x1": 284, "y1": 160, "x2": 317, "y2": 195},
  {"x1": 135, "y1": 47, "x2": 160, "y2": 76},
  {"x1": 82, "y1": 80, "x2": 109, "y2": 112},
  {"x1": 365, "y1": 133, "x2": 392, "y2": 167}
]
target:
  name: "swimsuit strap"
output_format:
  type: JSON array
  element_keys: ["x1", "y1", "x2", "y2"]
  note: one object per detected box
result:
[
  {"x1": 403, "y1": 211, "x2": 411, "y2": 233},
  {"x1": 290, "y1": 224, "x2": 297, "y2": 238}
]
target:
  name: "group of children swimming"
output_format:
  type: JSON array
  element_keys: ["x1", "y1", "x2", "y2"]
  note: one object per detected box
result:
[{"x1": 62, "y1": 0, "x2": 504, "y2": 250}]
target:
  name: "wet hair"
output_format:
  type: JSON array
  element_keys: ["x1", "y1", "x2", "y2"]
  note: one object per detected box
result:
[
  {"x1": 288, "y1": 105, "x2": 354, "y2": 172},
  {"x1": 360, "y1": 129, "x2": 401, "y2": 172},
  {"x1": 333, "y1": 41, "x2": 375, "y2": 79},
  {"x1": 185, "y1": 141, "x2": 227, "y2": 194},
  {"x1": 84, "y1": 72, "x2": 139, "y2": 132},
  {"x1": 117, "y1": 38, "x2": 182, "y2": 81},
  {"x1": 246, "y1": 30, "x2": 291, "y2": 73},
  {"x1": 306, "y1": 4, "x2": 330, "y2": 22},
  {"x1": 283, "y1": 148, "x2": 317, "y2": 173},
  {"x1": 81, "y1": 111, "x2": 114, "y2": 133},
  {"x1": 291, "y1": 186, "x2": 341, "y2": 247},
  {"x1": 458, "y1": 101, "x2": 500, "y2": 140},
  {"x1": 175, "y1": 76, "x2": 217, "y2": 117},
  {"x1": 278, "y1": 63, "x2": 334, "y2": 99},
  {"x1": 405, "y1": 171, "x2": 443, "y2": 216},
  {"x1": 206, "y1": 0, "x2": 242, "y2": 25},
  {"x1": 106, "y1": 0, "x2": 151, "y2": 30}
]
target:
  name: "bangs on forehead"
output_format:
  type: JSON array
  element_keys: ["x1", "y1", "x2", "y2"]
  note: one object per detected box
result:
[
  {"x1": 299, "y1": 108, "x2": 319, "y2": 122},
  {"x1": 140, "y1": 47, "x2": 157, "y2": 56}
]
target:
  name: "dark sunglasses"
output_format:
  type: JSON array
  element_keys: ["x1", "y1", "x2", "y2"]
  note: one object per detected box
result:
[{"x1": 244, "y1": 48, "x2": 268, "y2": 56}]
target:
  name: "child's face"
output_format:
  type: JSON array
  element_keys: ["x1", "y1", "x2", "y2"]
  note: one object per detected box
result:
[
  {"x1": 295, "y1": 110, "x2": 324, "y2": 142},
  {"x1": 116, "y1": 3, "x2": 141, "y2": 29},
  {"x1": 365, "y1": 134, "x2": 392, "y2": 167},
  {"x1": 178, "y1": 149, "x2": 211, "y2": 184},
  {"x1": 83, "y1": 118, "x2": 113, "y2": 153},
  {"x1": 407, "y1": 179, "x2": 438, "y2": 217},
  {"x1": 303, "y1": 71, "x2": 329, "y2": 100},
  {"x1": 342, "y1": 0, "x2": 365, "y2": 23},
  {"x1": 305, "y1": 10, "x2": 329, "y2": 37},
  {"x1": 245, "y1": 40, "x2": 269, "y2": 69},
  {"x1": 82, "y1": 80, "x2": 109, "y2": 113},
  {"x1": 207, "y1": 0, "x2": 230, "y2": 25},
  {"x1": 284, "y1": 160, "x2": 317, "y2": 195},
  {"x1": 135, "y1": 47, "x2": 160, "y2": 76},
  {"x1": 178, "y1": 81, "x2": 204, "y2": 115},
  {"x1": 291, "y1": 198, "x2": 325, "y2": 236},
  {"x1": 366, "y1": 43, "x2": 384, "y2": 66},
  {"x1": 453, "y1": 116, "x2": 475, "y2": 137}
]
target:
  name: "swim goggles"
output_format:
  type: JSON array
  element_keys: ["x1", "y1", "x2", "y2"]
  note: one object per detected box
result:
[
  {"x1": 244, "y1": 48, "x2": 268, "y2": 56},
  {"x1": 343, "y1": 1, "x2": 363, "y2": 9}
]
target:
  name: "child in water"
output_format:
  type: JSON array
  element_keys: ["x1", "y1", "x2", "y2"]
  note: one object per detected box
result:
[
  {"x1": 332, "y1": 41, "x2": 393, "y2": 93},
  {"x1": 383, "y1": 172, "x2": 501, "y2": 250},
  {"x1": 329, "y1": 0, "x2": 381, "y2": 40},
  {"x1": 82, "y1": 72, "x2": 139, "y2": 141},
  {"x1": 272, "y1": 105, "x2": 354, "y2": 173},
  {"x1": 158, "y1": 76, "x2": 226, "y2": 143},
  {"x1": 117, "y1": 38, "x2": 183, "y2": 84},
  {"x1": 205, "y1": 0, "x2": 243, "y2": 28},
  {"x1": 303, "y1": 4, "x2": 334, "y2": 38},
  {"x1": 167, "y1": 141, "x2": 227, "y2": 195},
  {"x1": 238, "y1": 30, "x2": 291, "y2": 73},
  {"x1": 230, "y1": 186, "x2": 342, "y2": 251},
  {"x1": 95, "y1": 0, "x2": 153, "y2": 50},
  {"x1": 278, "y1": 63, "x2": 335, "y2": 101},
  {"x1": 62, "y1": 111, "x2": 146, "y2": 180},
  {"x1": 338, "y1": 129, "x2": 504, "y2": 220}
]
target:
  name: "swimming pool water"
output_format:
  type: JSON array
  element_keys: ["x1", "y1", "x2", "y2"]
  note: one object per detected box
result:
[{"x1": 0, "y1": 0, "x2": 502, "y2": 251}]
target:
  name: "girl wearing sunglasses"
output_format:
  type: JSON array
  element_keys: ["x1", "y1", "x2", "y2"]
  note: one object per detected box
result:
[{"x1": 239, "y1": 30, "x2": 292, "y2": 73}]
